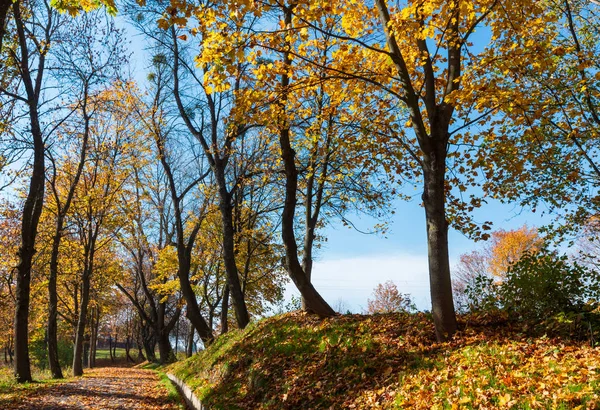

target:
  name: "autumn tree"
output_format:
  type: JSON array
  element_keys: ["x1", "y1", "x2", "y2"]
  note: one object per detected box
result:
[
  {"x1": 116, "y1": 162, "x2": 183, "y2": 364},
  {"x1": 366, "y1": 281, "x2": 415, "y2": 314},
  {"x1": 44, "y1": 10, "x2": 125, "y2": 379},
  {"x1": 0, "y1": 0, "x2": 61, "y2": 382},
  {"x1": 69, "y1": 88, "x2": 137, "y2": 376}
]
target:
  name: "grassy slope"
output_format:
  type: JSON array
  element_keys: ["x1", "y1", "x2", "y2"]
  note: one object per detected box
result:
[{"x1": 168, "y1": 311, "x2": 600, "y2": 409}]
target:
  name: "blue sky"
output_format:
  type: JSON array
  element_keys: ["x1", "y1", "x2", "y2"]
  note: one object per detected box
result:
[{"x1": 298, "y1": 196, "x2": 551, "y2": 312}]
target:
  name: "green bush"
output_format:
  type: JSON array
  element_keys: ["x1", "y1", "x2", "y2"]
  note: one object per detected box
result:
[
  {"x1": 465, "y1": 274, "x2": 501, "y2": 313},
  {"x1": 500, "y1": 251, "x2": 600, "y2": 322},
  {"x1": 29, "y1": 337, "x2": 48, "y2": 369},
  {"x1": 29, "y1": 337, "x2": 73, "y2": 370}
]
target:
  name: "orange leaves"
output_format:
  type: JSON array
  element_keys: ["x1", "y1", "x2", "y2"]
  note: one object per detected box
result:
[
  {"x1": 488, "y1": 226, "x2": 542, "y2": 278},
  {"x1": 5, "y1": 367, "x2": 182, "y2": 409}
]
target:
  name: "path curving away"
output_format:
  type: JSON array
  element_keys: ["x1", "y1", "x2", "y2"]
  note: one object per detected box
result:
[{"x1": 9, "y1": 367, "x2": 183, "y2": 409}]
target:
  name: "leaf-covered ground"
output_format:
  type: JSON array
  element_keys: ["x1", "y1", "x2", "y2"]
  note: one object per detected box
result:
[
  {"x1": 0, "y1": 366, "x2": 184, "y2": 409},
  {"x1": 168, "y1": 311, "x2": 600, "y2": 409}
]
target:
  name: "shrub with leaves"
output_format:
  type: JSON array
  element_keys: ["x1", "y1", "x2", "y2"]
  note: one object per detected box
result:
[
  {"x1": 500, "y1": 251, "x2": 600, "y2": 323},
  {"x1": 464, "y1": 274, "x2": 501, "y2": 313}
]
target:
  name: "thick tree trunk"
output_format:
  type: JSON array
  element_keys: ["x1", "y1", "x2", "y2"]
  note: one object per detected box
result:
[
  {"x1": 422, "y1": 147, "x2": 457, "y2": 341},
  {"x1": 157, "y1": 330, "x2": 174, "y2": 364},
  {"x1": 178, "y1": 258, "x2": 214, "y2": 345},
  {"x1": 220, "y1": 281, "x2": 229, "y2": 334},
  {"x1": 142, "y1": 337, "x2": 155, "y2": 362},
  {"x1": 13, "y1": 105, "x2": 45, "y2": 384},
  {"x1": 215, "y1": 166, "x2": 250, "y2": 329}
]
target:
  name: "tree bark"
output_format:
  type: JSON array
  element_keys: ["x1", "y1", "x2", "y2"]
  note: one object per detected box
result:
[
  {"x1": 47, "y1": 228, "x2": 64, "y2": 378},
  {"x1": 277, "y1": 6, "x2": 335, "y2": 318},
  {"x1": 73, "y1": 242, "x2": 95, "y2": 376},
  {"x1": 73, "y1": 272, "x2": 91, "y2": 375},
  {"x1": 186, "y1": 327, "x2": 194, "y2": 358},
  {"x1": 215, "y1": 166, "x2": 250, "y2": 329},
  {"x1": 12, "y1": 0, "x2": 47, "y2": 383},
  {"x1": 220, "y1": 280, "x2": 229, "y2": 334},
  {"x1": 422, "y1": 146, "x2": 457, "y2": 341}
]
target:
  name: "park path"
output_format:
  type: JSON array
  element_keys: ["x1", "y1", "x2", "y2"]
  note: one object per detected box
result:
[{"x1": 11, "y1": 367, "x2": 184, "y2": 410}]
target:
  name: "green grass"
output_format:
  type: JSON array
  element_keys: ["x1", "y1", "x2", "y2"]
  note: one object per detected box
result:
[
  {"x1": 0, "y1": 365, "x2": 65, "y2": 404},
  {"x1": 157, "y1": 371, "x2": 187, "y2": 409},
  {"x1": 166, "y1": 312, "x2": 600, "y2": 409},
  {"x1": 94, "y1": 348, "x2": 127, "y2": 359}
]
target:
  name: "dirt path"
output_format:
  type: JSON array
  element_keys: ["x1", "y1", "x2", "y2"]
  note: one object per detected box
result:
[{"x1": 9, "y1": 367, "x2": 184, "y2": 409}]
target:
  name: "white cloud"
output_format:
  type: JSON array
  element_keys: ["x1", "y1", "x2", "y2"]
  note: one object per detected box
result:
[{"x1": 284, "y1": 253, "x2": 434, "y2": 313}]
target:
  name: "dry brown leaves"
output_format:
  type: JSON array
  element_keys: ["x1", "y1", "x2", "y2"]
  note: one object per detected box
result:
[{"x1": 4, "y1": 367, "x2": 181, "y2": 409}]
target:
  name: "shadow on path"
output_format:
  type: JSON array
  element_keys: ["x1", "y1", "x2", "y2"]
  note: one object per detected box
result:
[{"x1": 3, "y1": 367, "x2": 183, "y2": 409}]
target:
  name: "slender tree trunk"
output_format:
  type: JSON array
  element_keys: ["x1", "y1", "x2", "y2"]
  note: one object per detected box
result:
[
  {"x1": 73, "y1": 263, "x2": 92, "y2": 376},
  {"x1": 12, "y1": 0, "x2": 49, "y2": 383},
  {"x1": 186, "y1": 327, "x2": 194, "y2": 358},
  {"x1": 277, "y1": 6, "x2": 334, "y2": 318},
  {"x1": 87, "y1": 307, "x2": 94, "y2": 368},
  {"x1": 422, "y1": 146, "x2": 457, "y2": 341},
  {"x1": 220, "y1": 281, "x2": 229, "y2": 334},
  {"x1": 215, "y1": 166, "x2": 250, "y2": 329},
  {"x1": 48, "y1": 224, "x2": 64, "y2": 378},
  {"x1": 13, "y1": 113, "x2": 45, "y2": 384},
  {"x1": 108, "y1": 335, "x2": 114, "y2": 362}
]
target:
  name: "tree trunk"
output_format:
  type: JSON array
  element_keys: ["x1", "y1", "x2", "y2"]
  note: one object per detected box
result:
[
  {"x1": 178, "y1": 258, "x2": 214, "y2": 345},
  {"x1": 215, "y1": 166, "x2": 250, "y2": 329},
  {"x1": 13, "y1": 117, "x2": 45, "y2": 384},
  {"x1": 157, "y1": 330, "x2": 174, "y2": 364},
  {"x1": 108, "y1": 335, "x2": 114, "y2": 362},
  {"x1": 422, "y1": 147, "x2": 457, "y2": 341},
  {"x1": 279, "y1": 126, "x2": 335, "y2": 317},
  {"x1": 220, "y1": 281, "x2": 229, "y2": 334},
  {"x1": 12, "y1": 0, "x2": 48, "y2": 383},
  {"x1": 48, "y1": 219, "x2": 64, "y2": 378},
  {"x1": 186, "y1": 327, "x2": 194, "y2": 358},
  {"x1": 276, "y1": 6, "x2": 335, "y2": 318},
  {"x1": 73, "y1": 266, "x2": 92, "y2": 376}
]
